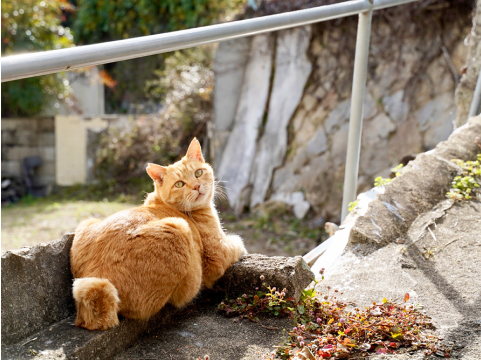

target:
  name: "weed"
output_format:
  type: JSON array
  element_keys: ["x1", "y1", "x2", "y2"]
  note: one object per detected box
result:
[
  {"x1": 347, "y1": 200, "x2": 358, "y2": 213},
  {"x1": 219, "y1": 275, "x2": 448, "y2": 359},
  {"x1": 374, "y1": 164, "x2": 404, "y2": 187},
  {"x1": 446, "y1": 154, "x2": 481, "y2": 201}
]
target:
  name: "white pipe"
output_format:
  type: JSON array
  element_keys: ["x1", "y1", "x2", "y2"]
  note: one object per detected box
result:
[{"x1": 341, "y1": 7, "x2": 374, "y2": 222}]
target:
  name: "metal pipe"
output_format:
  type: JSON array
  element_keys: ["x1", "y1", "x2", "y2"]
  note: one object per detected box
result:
[
  {"x1": 468, "y1": 68, "x2": 481, "y2": 118},
  {"x1": 1, "y1": 0, "x2": 419, "y2": 82},
  {"x1": 373, "y1": 0, "x2": 418, "y2": 10},
  {"x1": 341, "y1": 7, "x2": 374, "y2": 222},
  {"x1": 1, "y1": 0, "x2": 371, "y2": 82}
]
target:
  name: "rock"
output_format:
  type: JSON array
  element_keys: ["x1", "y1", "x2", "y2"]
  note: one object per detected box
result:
[
  {"x1": 363, "y1": 113, "x2": 396, "y2": 142},
  {"x1": 305, "y1": 127, "x2": 327, "y2": 157},
  {"x1": 383, "y1": 90, "x2": 409, "y2": 123},
  {"x1": 324, "y1": 99, "x2": 350, "y2": 134},
  {"x1": 387, "y1": 116, "x2": 423, "y2": 164},
  {"x1": 269, "y1": 191, "x2": 311, "y2": 219},
  {"x1": 250, "y1": 26, "x2": 312, "y2": 208},
  {"x1": 415, "y1": 92, "x2": 456, "y2": 149},
  {"x1": 213, "y1": 254, "x2": 315, "y2": 302},
  {"x1": 1, "y1": 234, "x2": 75, "y2": 345},
  {"x1": 217, "y1": 34, "x2": 274, "y2": 212},
  {"x1": 212, "y1": 37, "x2": 251, "y2": 170},
  {"x1": 350, "y1": 115, "x2": 481, "y2": 247}
]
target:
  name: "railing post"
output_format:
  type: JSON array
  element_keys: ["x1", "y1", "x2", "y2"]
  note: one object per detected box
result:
[
  {"x1": 468, "y1": 68, "x2": 481, "y2": 119},
  {"x1": 341, "y1": 3, "x2": 373, "y2": 222}
]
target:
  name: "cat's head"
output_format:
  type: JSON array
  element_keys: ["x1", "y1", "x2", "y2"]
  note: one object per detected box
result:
[{"x1": 146, "y1": 138, "x2": 215, "y2": 211}]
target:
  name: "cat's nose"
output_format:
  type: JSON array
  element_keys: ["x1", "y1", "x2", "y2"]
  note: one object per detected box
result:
[{"x1": 193, "y1": 184, "x2": 200, "y2": 191}]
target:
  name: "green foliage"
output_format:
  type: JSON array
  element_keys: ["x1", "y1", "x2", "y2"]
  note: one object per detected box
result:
[
  {"x1": 94, "y1": 47, "x2": 214, "y2": 185},
  {"x1": 446, "y1": 154, "x2": 481, "y2": 201},
  {"x1": 73, "y1": 0, "x2": 242, "y2": 44},
  {"x1": 374, "y1": 164, "x2": 404, "y2": 187},
  {"x1": 1, "y1": 0, "x2": 74, "y2": 117},
  {"x1": 348, "y1": 200, "x2": 358, "y2": 213},
  {"x1": 72, "y1": 0, "x2": 243, "y2": 111},
  {"x1": 218, "y1": 282, "x2": 296, "y2": 321}
]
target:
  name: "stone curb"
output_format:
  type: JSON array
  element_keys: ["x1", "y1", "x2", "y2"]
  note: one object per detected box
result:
[{"x1": 350, "y1": 115, "x2": 481, "y2": 247}]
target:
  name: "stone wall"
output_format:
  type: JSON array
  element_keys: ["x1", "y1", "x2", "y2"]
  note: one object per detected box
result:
[
  {"x1": 1, "y1": 118, "x2": 56, "y2": 186},
  {"x1": 212, "y1": 4, "x2": 472, "y2": 222}
]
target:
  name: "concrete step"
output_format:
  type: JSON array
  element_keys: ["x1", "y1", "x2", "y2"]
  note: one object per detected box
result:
[
  {"x1": 113, "y1": 296, "x2": 293, "y2": 360},
  {"x1": 1, "y1": 306, "x2": 176, "y2": 360}
]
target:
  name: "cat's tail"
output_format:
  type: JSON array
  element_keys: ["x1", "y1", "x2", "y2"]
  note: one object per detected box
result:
[{"x1": 72, "y1": 277, "x2": 120, "y2": 330}]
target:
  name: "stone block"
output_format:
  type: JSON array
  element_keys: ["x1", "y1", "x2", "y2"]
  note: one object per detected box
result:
[
  {"x1": 39, "y1": 146, "x2": 55, "y2": 162},
  {"x1": 38, "y1": 133, "x2": 55, "y2": 147},
  {"x1": 1, "y1": 160, "x2": 21, "y2": 177},
  {"x1": 1, "y1": 119, "x2": 38, "y2": 132},
  {"x1": 2, "y1": 129, "x2": 17, "y2": 146},
  {"x1": 8, "y1": 146, "x2": 40, "y2": 161},
  {"x1": 213, "y1": 254, "x2": 314, "y2": 302},
  {"x1": 37, "y1": 117, "x2": 55, "y2": 133},
  {"x1": 1, "y1": 234, "x2": 75, "y2": 345},
  {"x1": 15, "y1": 130, "x2": 37, "y2": 146}
]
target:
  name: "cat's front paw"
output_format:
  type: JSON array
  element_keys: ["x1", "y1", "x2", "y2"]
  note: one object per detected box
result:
[{"x1": 226, "y1": 234, "x2": 247, "y2": 259}]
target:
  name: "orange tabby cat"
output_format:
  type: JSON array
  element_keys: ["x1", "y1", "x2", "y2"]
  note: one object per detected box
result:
[{"x1": 70, "y1": 138, "x2": 246, "y2": 330}]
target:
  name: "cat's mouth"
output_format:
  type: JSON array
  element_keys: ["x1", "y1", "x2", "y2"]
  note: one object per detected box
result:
[{"x1": 195, "y1": 192, "x2": 203, "y2": 200}]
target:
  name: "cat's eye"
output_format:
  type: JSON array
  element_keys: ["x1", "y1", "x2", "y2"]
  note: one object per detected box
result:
[
  {"x1": 174, "y1": 181, "x2": 184, "y2": 188},
  {"x1": 195, "y1": 169, "x2": 203, "y2": 178}
]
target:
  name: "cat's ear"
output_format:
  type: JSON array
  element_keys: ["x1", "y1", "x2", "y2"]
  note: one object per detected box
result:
[
  {"x1": 185, "y1": 137, "x2": 205, "y2": 163},
  {"x1": 146, "y1": 163, "x2": 167, "y2": 184}
]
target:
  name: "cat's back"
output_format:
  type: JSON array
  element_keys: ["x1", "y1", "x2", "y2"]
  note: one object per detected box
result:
[{"x1": 72, "y1": 204, "x2": 188, "y2": 259}]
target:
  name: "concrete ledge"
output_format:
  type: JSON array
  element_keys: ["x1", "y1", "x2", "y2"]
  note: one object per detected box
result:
[
  {"x1": 350, "y1": 115, "x2": 481, "y2": 247},
  {"x1": 1, "y1": 308, "x2": 176, "y2": 360},
  {"x1": 1, "y1": 234, "x2": 75, "y2": 344},
  {"x1": 2, "y1": 235, "x2": 313, "y2": 359},
  {"x1": 213, "y1": 254, "x2": 314, "y2": 302}
]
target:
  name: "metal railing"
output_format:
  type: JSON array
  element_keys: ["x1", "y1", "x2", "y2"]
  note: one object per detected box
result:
[{"x1": 2, "y1": 0, "x2": 425, "y2": 268}]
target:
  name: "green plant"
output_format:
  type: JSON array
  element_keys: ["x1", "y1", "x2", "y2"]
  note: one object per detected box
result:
[
  {"x1": 72, "y1": 0, "x2": 243, "y2": 111},
  {"x1": 374, "y1": 164, "x2": 404, "y2": 187},
  {"x1": 219, "y1": 275, "x2": 449, "y2": 359},
  {"x1": 1, "y1": 0, "x2": 75, "y2": 116},
  {"x1": 94, "y1": 47, "x2": 214, "y2": 185},
  {"x1": 218, "y1": 279, "x2": 296, "y2": 322},
  {"x1": 446, "y1": 154, "x2": 481, "y2": 201},
  {"x1": 348, "y1": 200, "x2": 358, "y2": 212}
]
